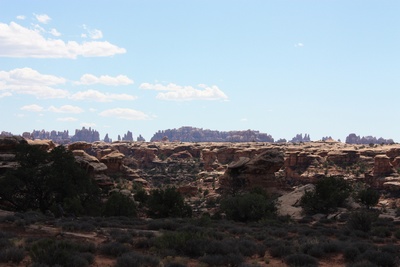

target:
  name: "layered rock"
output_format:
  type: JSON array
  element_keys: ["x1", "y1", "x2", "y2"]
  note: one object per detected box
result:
[{"x1": 219, "y1": 149, "x2": 285, "y2": 193}]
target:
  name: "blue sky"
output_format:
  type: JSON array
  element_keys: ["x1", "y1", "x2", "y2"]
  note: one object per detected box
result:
[{"x1": 1, "y1": 1, "x2": 399, "y2": 141}]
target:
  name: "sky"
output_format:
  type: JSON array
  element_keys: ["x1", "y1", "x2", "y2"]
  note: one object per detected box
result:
[{"x1": 1, "y1": 1, "x2": 400, "y2": 142}]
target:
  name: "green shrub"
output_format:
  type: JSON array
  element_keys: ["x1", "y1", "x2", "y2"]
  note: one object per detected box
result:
[
  {"x1": 116, "y1": 252, "x2": 160, "y2": 267},
  {"x1": 269, "y1": 243, "x2": 294, "y2": 258},
  {"x1": 343, "y1": 246, "x2": 360, "y2": 262},
  {"x1": 103, "y1": 192, "x2": 137, "y2": 217},
  {"x1": 300, "y1": 176, "x2": 351, "y2": 214},
  {"x1": 155, "y1": 231, "x2": 208, "y2": 257},
  {"x1": 199, "y1": 253, "x2": 244, "y2": 266},
  {"x1": 29, "y1": 238, "x2": 95, "y2": 267},
  {"x1": 220, "y1": 188, "x2": 276, "y2": 222},
  {"x1": 347, "y1": 211, "x2": 379, "y2": 232},
  {"x1": 99, "y1": 242, "x2": 130, "y2": 257},
  {"x1": 358, "y1": 188, "x2": 380, "y2": 209},
  {"x1": 284, "y1": 253, "x2": 318, "y2": 267},
  {"x1": 0, "y1": 246, "x2": 24, "y2": 264},
  {"x1": 147, "y1": 187, "x2": 192, "y2": 218}
]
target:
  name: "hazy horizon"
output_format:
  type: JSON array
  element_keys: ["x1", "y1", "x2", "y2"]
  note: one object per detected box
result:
[{"x1": 1, "y1": 1, "x2": 399, "y2": 142}]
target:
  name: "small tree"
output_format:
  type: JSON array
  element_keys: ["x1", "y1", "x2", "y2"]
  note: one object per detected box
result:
[
  {"x1": 300, "y1": 176, "x2": 351, "y2": 214},
  {"x1": 103, "y1": 192, "x2": 137, "y2": 217},
  {"x1": 147, "y1": 187, "x2": 192, "y2": 218},
  {"x1": 358, "y1": 188, "x2": 380, "y2": 209},
  {"x1": 220, "y1": 187, "x2": 276, "y2": 222},
  {"x1": 0, "y1": 144, "x2": 101, "y2": 215}
]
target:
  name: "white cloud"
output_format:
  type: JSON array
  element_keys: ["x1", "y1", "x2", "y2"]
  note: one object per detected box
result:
[
  {"x1": 57, "y1": 117, "x2": 78, "y2": 122},
  {"x1": 99, "y1": 108, "x2": 150, "y2": 120},
  {"x1": 0, "y1": 92, "x2": 12, "y2": 98},
  {"x1": 49, "y1": 28, "x2": 61, "y2": 37},
  {"x1": 82, "y1": 24, "x2": 103, "y2": 40},
  {"x1": 140, "y1": 82, "x2": 228, "y2": 101},
  {"x1": 0, "y1": 68, "x2": 68, "y2": 98},
  {"x1": 295, "y1": 43, "x2": 304, "y2": 47},
  {"x1": 48, "y1": 105, "x2": 84, "y2": 113},
  {"x1": 0, "y1": 67, "x2": 66, "y2": 85},
  {"x1": 16, "y1": 15, "x2": 25, "y2": 20},
  {"x1": 0, "y1": 22, "x2": 126, "y2": 58},
  {"x1": 70, "y1": 89, "x2": 137, "y2": 102},
  {"x1": 34, "y1": 14, "x2": 51, "y2": 24},
  {"x1": 20, "y1": 104, "x2": 44, "y2": 112},
  {"x1": 77, "y1": 74, "x2": 134, "y2": 86}
]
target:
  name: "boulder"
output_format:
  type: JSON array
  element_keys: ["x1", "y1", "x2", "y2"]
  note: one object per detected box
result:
[
  {"x1": 276, "y1": 184, "x2": 314, "y2": 220},
  {"x1": 27, "y1": 139, "x2": 55, "y2": 151},
  {"x1": 0, "y1": 136, "x2": 27, "y2": 151}
]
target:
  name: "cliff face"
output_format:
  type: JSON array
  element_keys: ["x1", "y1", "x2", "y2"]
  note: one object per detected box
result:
[{"x1": 2, "y1": 137, "x2": 400, "y2": 196}]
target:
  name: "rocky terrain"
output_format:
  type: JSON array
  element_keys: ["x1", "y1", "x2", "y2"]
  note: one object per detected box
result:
[
  {"x1": 2, "y1": 135, "x2": 400, "y2": 215},
  {"x1": 2, "y1": 136, "x2": 400, "y2": 266}
]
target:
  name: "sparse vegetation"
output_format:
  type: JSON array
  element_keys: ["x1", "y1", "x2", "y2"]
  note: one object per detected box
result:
[{"x1": 300, "y1": 176, "x2": 351, "y2": 214}]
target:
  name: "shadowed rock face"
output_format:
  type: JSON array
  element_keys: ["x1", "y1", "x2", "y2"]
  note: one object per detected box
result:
[{"x1": 219, "y1": 149, "x2": 285, "y2": 193}]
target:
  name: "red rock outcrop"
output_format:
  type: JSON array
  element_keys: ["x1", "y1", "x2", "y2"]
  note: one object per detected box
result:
[
  {"x1": 373, "y1": 155, "x2": 395, "y2": 177},
  {"x1": 100, "y1": 150, "x2": 125, "y2": 172},
  {"x1": 219, "y1": 149, "x2": 285, "y2": 193}
]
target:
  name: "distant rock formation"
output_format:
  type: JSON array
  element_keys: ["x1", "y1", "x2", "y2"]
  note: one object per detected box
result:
[
  {"x1": 122, "y1": 131, "x2": 133, "y2": 141},
  {"x1": 104, "y1": 134, "x2": 112, "y2": 143},
  {"x1": 150, "y1": 127, "x2": 274, "y2": 142},
  {"x1": 27, "y1": 129, "x2": 70, "y2": 144},
  {"x1": 70, "y1": 127, "x2": 100, "y2": 143},
  {"x1": 345, "y1": 133, "x2": 394, "y2": 145},
  {"x1": 290, "y1": 134, "x2": 311, "y2": 143},
  {"x1": 137, "y1": 134, "x2": 145, "y2": 142}
]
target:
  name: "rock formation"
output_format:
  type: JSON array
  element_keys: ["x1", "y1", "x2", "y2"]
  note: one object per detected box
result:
[
  {"x1": 219, "y1": 149, "x2": 285, "y2": 194},
  {"x1": 150, "y1": 127, "x2": 274, "y2": 142}
]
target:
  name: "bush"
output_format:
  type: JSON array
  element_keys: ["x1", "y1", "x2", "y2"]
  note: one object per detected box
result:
[
  {"x1": 347, "y1": 211, "x2": 379, "y2": 232},
  {"x1": 155, "y1": 231, "x2": 208, "y2": 257},
  {"x1": 147, "y1": 187, "x2": 192, "y2": 218},
  {"x1": 358, "y1": 188, "x2": 380, "y2": 209},
  {"x1": 116, "y1": 252, "x2": 160, "y2": 267},
  {"x1": 300, "y1": 176, "x2": 351, "y2": 214},
  {"x1": 269, "y1": 243, "x2": 294, "y2": 258},
  {"x1": 358, "y1": 250, "x2": 396, "y2": 267},
  {"x1": 284, "y1": 253, "x2": 318, "y2": 267},
  {"x1": 199, "y1": 253, "x2": 244, "y2": 266},
  {"x1": 99, "y1": 242, "x2": 130, "y2": 257},
  {"x1": 220, "y1": 188, "x2": 276, "y2": 222},
  {"x1": 103, "y1": 192, "x2": 137, "y2": 217},
  {"x1": 343, "y1": 246, "x2": 360, "y2": 262},
  {"x1": 0, "y1": 246, "x2": 24, "y2": 263},
  {"x1": 29, "y1": 238, "x2": 95, "y2": 267}
]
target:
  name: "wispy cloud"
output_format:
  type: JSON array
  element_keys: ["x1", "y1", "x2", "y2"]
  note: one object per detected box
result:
[
  {"x1": 99, "y1": 108, "x2": 150, "y2": 120},
  {"x1": 34, "y1": 14, "x2": 51, "y2": 24},
  {"x1": 70, "y1": 89, "x2": 137, "y2": 102},
  {"x1": 16, "y1": 15, "x2": 25, "y2": 20},
  {"x1": 140, "y1": 83, "x2": 228, "y2": 101},
  {"x1": 0, "y1": 68, "x2": 68, "y2": 98},
  {"x1": 0, "y1": 92, "x2": 12, "y2": 98},
  {"x1": 48, "y1": 105, "x2": 84, "y2": 113},
  {"x1": 0, "y1": 21, "x2": 126, "y2": 58},
  {"x1": 81, "y1": 24, "x2": 103, "y2": 40},
  {"x1": 295, "y1": 42, "x2": 304, "y2": 48},
  {"x1": 20, "y1": 104, "x2": 45, "y2": 112},
  {"x1": 49, "y1": 28, "x2": 61, "y2": 37},
  {"x1": 77, "y1": 74, "x2": 134, "y2": 86}
]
